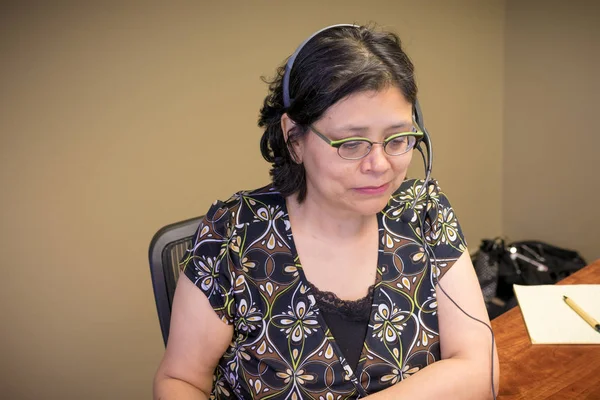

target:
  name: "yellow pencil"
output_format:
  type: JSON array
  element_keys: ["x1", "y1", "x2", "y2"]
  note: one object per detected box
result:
[{"x1": 563, "y1": 295, "x2": 600, "y2": 333}]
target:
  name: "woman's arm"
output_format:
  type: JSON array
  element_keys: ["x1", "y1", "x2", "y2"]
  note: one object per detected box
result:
[
  {"x1": 366, "y1": 251, "x2": 500, "y2": 400},
  {"x1": 154, "y1": 274, "x2": 234, "y2": 400}
]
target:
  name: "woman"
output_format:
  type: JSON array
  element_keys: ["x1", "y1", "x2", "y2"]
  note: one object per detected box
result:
[{"x1": 154, "y1": 24, "x2": 499, "y2": 399}]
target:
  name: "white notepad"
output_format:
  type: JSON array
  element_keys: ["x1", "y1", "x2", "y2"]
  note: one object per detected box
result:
[{"x1": 513, "y1": 284, "x2": 600, "y2": 344}]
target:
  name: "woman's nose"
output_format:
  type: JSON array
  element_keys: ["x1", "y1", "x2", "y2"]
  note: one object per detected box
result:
[{"x1": 361, "y1": 143, "x2": 392, "y2": 173}]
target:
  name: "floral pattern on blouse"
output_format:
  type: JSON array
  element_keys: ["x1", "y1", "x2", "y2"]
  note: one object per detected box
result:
[{"x1": 181, "y1": 178, "x2": 467, "y2": 399}]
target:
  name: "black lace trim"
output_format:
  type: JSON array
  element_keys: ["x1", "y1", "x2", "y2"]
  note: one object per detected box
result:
[{"x1": 308, "y1": 282, "x2": 375, "y2": 322}]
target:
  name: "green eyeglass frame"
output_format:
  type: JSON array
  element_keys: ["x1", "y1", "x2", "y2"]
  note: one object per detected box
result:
[{"x1": 309, "y1": 124, "x2": 424, "y2": 160}]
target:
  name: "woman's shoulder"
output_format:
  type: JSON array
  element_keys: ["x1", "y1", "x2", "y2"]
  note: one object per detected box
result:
[
  {"x1": 202, "y1": 183, "x2": 286, "y2": 227},
  {"x1": 385, "y1": 177, "x2": 467, "y2": 251},
  {"x1": 383, "y1": 177, "x2": 457, "y2": 223},
  {"x1": 392, "y1": 177, "x2": 444, "y2": 194},
  {"x1": 388, "y1": 177, "x2": 442, "y2": 209}
]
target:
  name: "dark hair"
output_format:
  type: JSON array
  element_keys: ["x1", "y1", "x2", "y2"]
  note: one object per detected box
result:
[{"x1": 258, "y1": 24, "x2": 417, "y2": 202}]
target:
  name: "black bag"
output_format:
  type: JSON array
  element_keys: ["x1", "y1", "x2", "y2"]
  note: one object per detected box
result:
[{"x1": 472, "y1": 238, "x2": 587, "y2": 318}]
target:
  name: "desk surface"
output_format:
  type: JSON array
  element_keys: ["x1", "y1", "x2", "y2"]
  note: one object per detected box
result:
[{"x1": 492, "y1": 259, "x2": 600, "y2": 399}]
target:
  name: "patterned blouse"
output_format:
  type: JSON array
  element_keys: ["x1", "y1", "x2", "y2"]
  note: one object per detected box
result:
[{"x1": 181, "y1": 178, "x2": 467, "y2": 399}]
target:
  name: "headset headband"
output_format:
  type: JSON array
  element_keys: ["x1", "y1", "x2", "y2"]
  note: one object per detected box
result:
[
  {"x1": 282, "y1": 24, "x2": 358, "y2": 108},
  {"x1": 281, "y1": 24, "x2": 425, "y2": 125}
]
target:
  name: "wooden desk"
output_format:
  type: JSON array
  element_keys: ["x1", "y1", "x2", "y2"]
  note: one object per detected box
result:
[{"x1": 492, "y1": 259, "x2": 600, "y2": 399}]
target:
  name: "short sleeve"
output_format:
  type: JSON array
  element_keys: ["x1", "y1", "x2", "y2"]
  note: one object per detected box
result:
[
  {"x1": 181, "y1": 200, "x2": 235, "y2": 324},
  {"x1": 423, "y1": 181, "x2": 468, "y2": 280}
]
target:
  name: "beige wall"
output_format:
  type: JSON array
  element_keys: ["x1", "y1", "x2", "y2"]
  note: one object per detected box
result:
[
  {"x1": 503, "y1": 0, "x2": 600, "y2": 263},
  {"x1": 0, "y1": 1, "x2": 504, "y2": 398}
]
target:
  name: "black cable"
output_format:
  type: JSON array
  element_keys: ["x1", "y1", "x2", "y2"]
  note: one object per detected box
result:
[{"x1": 415, "y1": 150, "x2": 497, "y2": 400}]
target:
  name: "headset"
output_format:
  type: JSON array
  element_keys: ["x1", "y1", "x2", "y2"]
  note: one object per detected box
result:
[{"x1": 282, "y1": 24, "x2": 497, "y2": 400}]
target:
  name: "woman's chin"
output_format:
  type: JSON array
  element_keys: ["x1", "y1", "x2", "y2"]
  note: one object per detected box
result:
[{"x1": 350, "y1": 197, "x2": 391, "y2": 216}]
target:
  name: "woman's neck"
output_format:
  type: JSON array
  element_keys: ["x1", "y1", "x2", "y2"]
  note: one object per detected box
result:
[{"x1": 285, "y1": 191, "x2": 376, "y2": 240}]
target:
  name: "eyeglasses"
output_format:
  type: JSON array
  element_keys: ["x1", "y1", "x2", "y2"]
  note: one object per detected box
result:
[{"x1": 309, "y1": 123, "x2": 424, "y2": 160}]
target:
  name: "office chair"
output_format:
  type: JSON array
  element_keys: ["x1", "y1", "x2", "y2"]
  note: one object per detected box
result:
[{"x1": 148, "y1": 216, "x2": 203, "y2": 346}]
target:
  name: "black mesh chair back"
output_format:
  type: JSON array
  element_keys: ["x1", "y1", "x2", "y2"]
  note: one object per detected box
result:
[{"x1": 149, "y1": 216, "x2": 202, "y2": 345}]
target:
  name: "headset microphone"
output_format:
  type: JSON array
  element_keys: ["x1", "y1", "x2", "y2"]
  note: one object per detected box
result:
[{"x1": 399, "y1": 98, "x2": 433, "y2": 223}]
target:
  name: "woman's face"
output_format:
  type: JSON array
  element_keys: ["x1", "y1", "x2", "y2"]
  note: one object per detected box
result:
[{"x1": 286, "y1": 86, "x2": 415, "y2": 217}]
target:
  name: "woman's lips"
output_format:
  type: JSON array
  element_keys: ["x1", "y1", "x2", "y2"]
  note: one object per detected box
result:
[{"x1": 354, "y1": 183, "x2": 390, "y2": 195}]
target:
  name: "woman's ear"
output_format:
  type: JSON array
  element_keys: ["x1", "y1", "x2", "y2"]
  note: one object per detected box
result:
[
  {"x1": 280, "y1": 113, "x2": 296, "y2": 143},
  {"x1": 281, "y1": 113, "x2": 304, "y2": 164}
]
